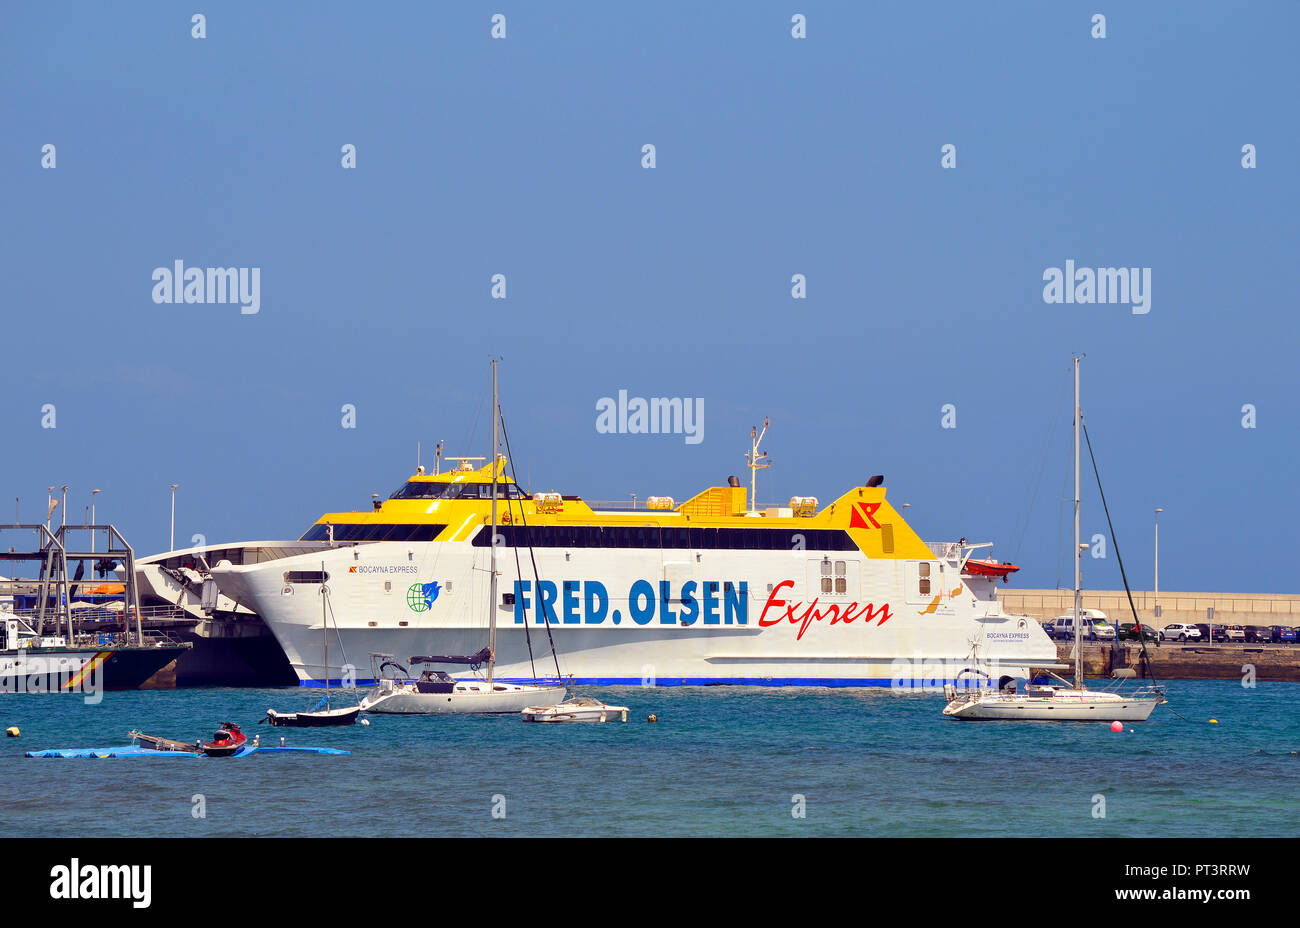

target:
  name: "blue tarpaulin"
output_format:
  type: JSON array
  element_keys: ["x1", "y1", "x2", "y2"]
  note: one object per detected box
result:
[{"x1": 26, "y1": 745, "x2": 350, "y2": 759}]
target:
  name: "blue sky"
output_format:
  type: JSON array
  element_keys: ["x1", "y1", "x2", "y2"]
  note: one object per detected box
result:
[{"x1": 2, "y1": 2, "x2": 1296, "y2": 593}]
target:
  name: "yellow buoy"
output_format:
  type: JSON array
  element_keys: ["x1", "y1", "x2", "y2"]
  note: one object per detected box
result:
[
  {"x1": 1209, "y1": 718, "x2": 1219, "y2": 724},
  {"x1": 647, "y1": 714, "x2": 658, "y2": 723},
  {"x1": 5, "y1": 727, "x2": 18, "y2": 738}
]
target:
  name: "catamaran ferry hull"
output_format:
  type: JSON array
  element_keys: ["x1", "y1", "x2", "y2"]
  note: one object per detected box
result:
[
  {"x1": 209, "y1": 540, "x2": 1056, "y2": 689},
  {"x1": 186, "y1": 452, "x2": 1057, "y2": 690}
]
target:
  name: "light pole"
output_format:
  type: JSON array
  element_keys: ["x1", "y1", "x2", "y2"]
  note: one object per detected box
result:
[
  {"x1": 1154, "y1": 508, "x2": 1163, "y2": 624},
  {"x1": 46, "y1": 486, "x2": 55, "y2": 530},
  {"x1": 91, "y1": 489, "x2": 101, "y2": 554},
  {"x1": 60, "y1": 485, "x2": 68, "y2": 529},
  {"x1": 170, "y1": 484, "x2": 179, "y2": 551}
]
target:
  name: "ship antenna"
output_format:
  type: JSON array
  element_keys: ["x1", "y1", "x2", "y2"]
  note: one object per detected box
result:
[
  {"x1": 435, "y1": 440, "x2": 443, "y2": 475},
  {"x1": 745, "y1": 416, "x2": 771, "y2": 513}
]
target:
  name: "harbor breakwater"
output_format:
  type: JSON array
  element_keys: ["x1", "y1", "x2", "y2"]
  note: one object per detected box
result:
[{"x1": 1061, "y1": 642, "x2": 1300, "y2": 682}]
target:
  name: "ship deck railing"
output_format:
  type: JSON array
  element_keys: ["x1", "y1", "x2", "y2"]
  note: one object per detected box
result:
[
  {"x1": 2, "y1": 603, "x2": 196, "y2": 639},
  {"x1": 927, "y1": 541, "x2": 994, "y2": 562},
  {"x1": 580, "y1": 500, "x2": 785, "y2": 514}
]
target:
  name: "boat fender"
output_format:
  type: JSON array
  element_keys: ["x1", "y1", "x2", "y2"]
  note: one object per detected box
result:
[
  {"x1": 620, "y1": 710, "x2": 628, "y2": 722},
  {"x1": 5, "y1": 726, "x2": 18, "y2": 738}
]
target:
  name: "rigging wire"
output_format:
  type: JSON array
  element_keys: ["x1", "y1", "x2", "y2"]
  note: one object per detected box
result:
[
  {"x1": 462, "y1": 391, "x2": 486, "y2": 462},
  {"x1": 1055, "y1": 417, "x2": 1071, "y2": 590},
  {"x1": 1010, "y1": 373, "x2": 1070, "y2": 563},
  {"x1": 323, "y1": 585, "x2": 353, "y2": 690},
  {"x1": 1081, "y1": 418, "x2": 1190, "y2": 722},
  {"x1": 498, "y1": 404, "x2": 565, "y2": 687}
]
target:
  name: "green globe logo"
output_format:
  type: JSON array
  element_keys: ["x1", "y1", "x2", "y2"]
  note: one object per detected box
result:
[{"x1": 406, "y1": 581, "x2": 442, "y2": 613}]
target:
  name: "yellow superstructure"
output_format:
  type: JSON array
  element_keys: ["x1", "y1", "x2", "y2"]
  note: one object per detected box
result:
[{"x1": 301, "y1": 457, "x2": 933, "y2": 560}]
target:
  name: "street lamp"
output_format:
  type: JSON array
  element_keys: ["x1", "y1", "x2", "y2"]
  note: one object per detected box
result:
[
  {"x1": 170, "y1": 484, "x2": 179, "y2": 551},
  {"x1": 1154, "y1": 508, "x2": 1163, "y2": 622},
  {"x1": 60, "y1": 485, "x2": 68, "y2": 529},
  {"x1": 91, "y1": 489, "x2": 101, "y2": 554},
  {"x1": 46, "y1": 486, "x2": 55, "y2": 530}
]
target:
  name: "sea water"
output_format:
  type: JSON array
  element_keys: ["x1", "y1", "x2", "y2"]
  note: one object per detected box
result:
[{"x1": 1, "y1": 680, "x2": 1296, "y2": 837}]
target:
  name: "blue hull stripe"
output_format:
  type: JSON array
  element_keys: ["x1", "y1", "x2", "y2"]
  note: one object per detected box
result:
[{"x1": 301, "y1": 676, "x2": 987, "y2": 688}]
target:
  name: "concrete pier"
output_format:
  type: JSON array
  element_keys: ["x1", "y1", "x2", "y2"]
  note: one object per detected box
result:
[
  {"x1": 1056, "y1": 642, "x2": 1300, "y2": 682},
  {"x1": 1003, "y1": 588, "x2": 1300, "y2": 627}
]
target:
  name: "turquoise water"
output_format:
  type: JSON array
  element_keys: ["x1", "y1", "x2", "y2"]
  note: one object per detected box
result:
[{"x1": 2, "y1": 680, "x2": 1296, "y2": 837}]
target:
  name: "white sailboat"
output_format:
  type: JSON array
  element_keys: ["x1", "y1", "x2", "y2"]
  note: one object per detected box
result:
[
  {"x1": 943, "y1": 357, "x2": 1165, "y2": 722},
  {"x1": 359, "y1": 360, "x2": 565, "y2": 715},
  {"x1": 266, "y1": 566, "x2": 360, "y2": 726}
]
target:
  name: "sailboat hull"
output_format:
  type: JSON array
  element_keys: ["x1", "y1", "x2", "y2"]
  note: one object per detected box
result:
[
  {"x1": 943, "y1": 691, "x2": 1161, "y2": 721},
  {"x1": 265, "y1": 706, "x2": 360, "y2": 727},
  {"x1": 359, "y1": 681, "x2": 563, "y2": 714}
]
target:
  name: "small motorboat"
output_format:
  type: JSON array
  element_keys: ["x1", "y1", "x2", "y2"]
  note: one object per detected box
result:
[
  {"x1": 128, "y1": 730, "x2": 200, "y2": 753},
  {"x1": 521, "y1": 696, "x2": 629, "y2": 723},
  {"x1": 265, "y1": 705, "x2": 360, "y2": 727},
  {"x1": 201, "y1": 722, "x2": 247, "y2": 757}
]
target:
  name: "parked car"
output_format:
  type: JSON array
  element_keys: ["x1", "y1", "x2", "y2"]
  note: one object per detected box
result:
[
  {"x1": 1222, "y1": 625, "x2": 1246, "y2": 642},
  {"x1": 1243, "y1": 625, "x2": 1271, "y2": 643},
  {"x1": 1049, "y1": 610, "x2": 1116, "y2": 641},
  {"x1": 1160, "y1": 623, "x2": 1202, "y2": 642},
  {"x1": 1119, "y1": 621, "x2": 1160, "y2": 642},
  {"x1": 1194, "y1": 623, "x2": 1228, "y2": 642},
  {"x1": 1268, "y1": 625, "x2": 1297, "y2": 643}
]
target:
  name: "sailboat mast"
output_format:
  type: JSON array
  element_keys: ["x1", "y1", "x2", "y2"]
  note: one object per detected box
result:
[
  {"x1": 487, "y1": 360, "x2": 499, "y2": 686},
  {"x1": 322, "y1": 560, "x2": 330, "y2": 703},
  {"x1": 1073, "y1": 356, "x2": 1082, "y2": 690}
]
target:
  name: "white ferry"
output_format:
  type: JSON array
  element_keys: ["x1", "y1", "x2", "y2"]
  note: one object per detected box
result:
[{"x1": 169, "y1": 448, "x2": 1055, "y2": 688}]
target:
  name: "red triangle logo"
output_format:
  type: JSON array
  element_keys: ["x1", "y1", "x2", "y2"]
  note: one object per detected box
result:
[{"x1": 850, "y1": 502, "x2": 881, "y2": 530}]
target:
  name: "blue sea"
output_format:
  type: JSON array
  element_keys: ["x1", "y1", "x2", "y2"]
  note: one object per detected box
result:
[{"x1": 2, "y1": 680, "x2": 1296, "y2": 837}]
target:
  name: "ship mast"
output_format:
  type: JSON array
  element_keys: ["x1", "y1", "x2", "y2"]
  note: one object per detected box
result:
[
  {"x1": 1073, "y1": 356, "x2": 1082, "y2": 691},
  {"x1": 746, "y1": 417, "x2": 770, "y2": 513},
  {"x1": 487, "y1": 360, "x2": 499, "y2": 687}
]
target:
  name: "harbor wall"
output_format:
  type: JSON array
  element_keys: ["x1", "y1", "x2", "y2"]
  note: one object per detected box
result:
[
  {"x1": 1060, "y1": 642, "x2": 1300, "y2": 682},
  {"x1": 1001, "y1": 588, "x2": 1300, "y2": 627}
]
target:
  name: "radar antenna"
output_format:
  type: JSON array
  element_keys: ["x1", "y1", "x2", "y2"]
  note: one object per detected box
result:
[{"x1": 745, "y1": 417, "x2": 771, "y2": 514}]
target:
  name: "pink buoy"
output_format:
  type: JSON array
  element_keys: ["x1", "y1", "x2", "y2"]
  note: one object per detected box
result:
[{"x1": 1110, "y1": 720, "x2": 1123, "y2": 732}]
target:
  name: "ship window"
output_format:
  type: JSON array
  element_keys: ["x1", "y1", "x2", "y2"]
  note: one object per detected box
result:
[
  {"x1": 820, "y1": 560, "x2": 832, "y2": 594},
  {"x1": 919, "y1": 562, "x2": 931, "y2": 596},
  {"x1": 284, "y1": 570, "x2": 328, "y2": 584},
  {"x1": 664, "y1": 527, "x2": 688, "y2": 549},
  {"x1": 835, "y1": 561, "x2": 847, "y2": 594},
  {"x1": 300, "y1": 523, "x2": 447, "y2": 543},
  {"x1": 390, "y1": 481, "x2": 528, "y2": 500}
]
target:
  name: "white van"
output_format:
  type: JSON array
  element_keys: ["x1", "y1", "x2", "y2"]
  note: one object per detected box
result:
[{"x1": 1049, "y1": 609, "x2": 1117, "y2": 641}]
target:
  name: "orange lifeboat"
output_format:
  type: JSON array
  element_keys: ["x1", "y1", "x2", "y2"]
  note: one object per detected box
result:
[{"x1": 963, "y1": 559, "x2": 1019, "y2": 582}]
